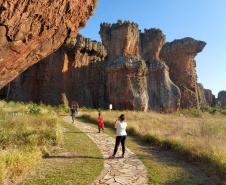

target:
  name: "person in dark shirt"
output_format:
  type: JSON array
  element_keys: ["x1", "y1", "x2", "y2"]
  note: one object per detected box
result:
[{"x1": 70, "y1": 105, "x2": 76, "y2": 123}]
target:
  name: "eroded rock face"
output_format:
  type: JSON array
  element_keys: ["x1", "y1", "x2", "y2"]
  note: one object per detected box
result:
[
  {"x1": 6, "y1": 34, "x2": 108, "y2": 108},
  {"x1": 218, "y1": 91, "x2": 226, "y2": 108},
  {"x1": 159, "y1": 37, "x2": 206, "y2": 108},
  {"x1": 99, "y1": 20, "x2": 166, "y2": 62},
  {"x1": 3, "y1": 19, "x2": 208, "y2": 112},
  {"x1": 0, "y1": 0, "x2": 95, "y2": 89},
  {"x1": 106, "y1": 56, "x2": 148, "y2": 111},
  {"x1": 139, "y1": 29, "x2": 166, "y2": 60},
  {"x1": 197, "y1": 83, "x2": 207, "y2": 108},
  {"x1": 204, "y1": 89, "x2": 212, "y2": 106},
  {"x1": 99, "y1": 20, "x2": 140, "y2": 61},
  {"x1": 147, "y1": 59, "x2": 181, "y2": 112}
]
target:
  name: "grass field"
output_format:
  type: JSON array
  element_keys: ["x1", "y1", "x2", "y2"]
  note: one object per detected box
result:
[
  {"x1": 0, "y1": 101, "x2": 104, "y2": 184},
  {"x1": 82, "y1": 109, "x2": 226, "y2": 180},
  {"x1": 22, "y1": 118, "x2": 103, "y2": 184},
  {"x1": 0, "y1": 101, "x2": 62, "y2": 183},
  {"x1": 1, "y1": 100, "x2": 225, "y2": 184}
]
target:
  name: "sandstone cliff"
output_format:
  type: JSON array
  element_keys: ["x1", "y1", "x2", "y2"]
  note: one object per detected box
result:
[
  {"x1": 5, "y1": 29, "x2": 180, "y2": 112},
  {"x1": 147, "y1": 59, "x2": 181, "y2": 112},
  {"x1": 6, "y1": 34, "x2": 108, "y2": 108},
  {"x1": 0, "y1": 0, "x2": 96, "y2": 89},
  {"x1": 3, "y1": 20, "x2": 209, "y2": 112},
  {"x1": 159, "y1": 37, "x2": 206, "y2": 108},
  {"x1": 105, "y1": 57, "x2": 181, "y2": 112},
  {"x1": 99, "y1": 20, "x2": 140, "y2": 61},
  {"x1": 99, "y1": 20, "x2": 166, "y2": 61},
  {"x1": 197, "y1": 83, "x2": 207, "y2": 108},
  {"x1": 139, "y1": 29, "x2": 166, "y2": 60},
  {"x1": 218, "y1": 91, "x2": 226, "y2": 108},
  {"x1": 100, "y1": 21, "x2": 180, "y2": 112},
  {"x1": 106, "y1": 56, "x2": 148, "y2": 111},
  {"x1": 204, "y1": 89, "x2": 213, "y2": 107}
]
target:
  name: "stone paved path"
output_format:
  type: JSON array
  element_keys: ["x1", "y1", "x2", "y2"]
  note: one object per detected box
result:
[{"x1": 64, "y1": 116, "x2": 148, "y2": 185}]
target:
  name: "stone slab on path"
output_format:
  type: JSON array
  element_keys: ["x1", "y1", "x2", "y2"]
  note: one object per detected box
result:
[{"x1": 64, "y1": 116, "x2": 148, "y2": 185}]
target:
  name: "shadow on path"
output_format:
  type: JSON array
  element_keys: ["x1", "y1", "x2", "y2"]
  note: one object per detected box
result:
[{"x1": 47, "y1": 155, "x2": 103, "y2": 159}]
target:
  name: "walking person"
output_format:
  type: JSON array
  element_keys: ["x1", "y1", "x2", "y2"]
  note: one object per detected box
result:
[
  {"x1": 70, "y1": 104, "x2": 76, "y2": 124},
  {"x1": 109, "y1": 114, "x2": 127, "y2": 159},
  {"x1": 75, "y1": 103, "x2": 79, "y2": 116},
  {"x1": 97, "y1": 113, "x2": 104, "y2": 133}
]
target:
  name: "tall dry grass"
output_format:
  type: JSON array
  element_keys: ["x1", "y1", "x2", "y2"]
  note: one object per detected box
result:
[
  {"x1": 83, "y1": 109, "x2": 226, "y2": 179},
  {"x1": 0, "y1": 101, "x2": 62, "y2": 183}
]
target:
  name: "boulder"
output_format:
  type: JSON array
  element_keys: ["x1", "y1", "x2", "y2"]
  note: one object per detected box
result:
[
  {"x1": 0, "y1": 0, "x2": 95, "y2": 89},
  {"x1": 147, "y1": 59, "x2": 181, "y2": 112},
  {"x1": 159, "y1": 37, "x2": 206, "y2": 108}
]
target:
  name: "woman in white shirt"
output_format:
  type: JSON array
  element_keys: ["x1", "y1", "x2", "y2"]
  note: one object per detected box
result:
[{"x1": 109, "y1": 114, "x2": 127, "y2": 159}]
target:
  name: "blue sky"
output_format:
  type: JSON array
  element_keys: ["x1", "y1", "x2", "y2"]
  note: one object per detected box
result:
[{"x1": 80, "y1": 0, "x2": 226, "y2": 97}]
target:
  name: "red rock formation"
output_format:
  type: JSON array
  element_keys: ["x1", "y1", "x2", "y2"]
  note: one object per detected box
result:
[
  {"x1": 99, "y1": 21, "x2": 166, "y2": 62},
  {"x1": 3, "y1": 19, "x2": 208, "y2": 112},
  {"x1": 5, "y1": 34, "x2": 108, "y2": 108},
  {"x1": 218, "y1": 91, "x2": 226, "y2": 108},
  {"x1": 197, "y1": 83, "x2": 207, "y2": 108},
  {"x1": 147, "y1": 59, "x2": 181, "y2": 112},
  {"x1": 139, "y1": 28, "x2": 166, "y2": 60},
  {"x1": 159, "y1": 37, "x2": 206, "y2": 108},
  {"x1": 0, "y1": 0, "x2": 96, "y2": 89},
  {"x1": 106, "y1": 56, "x2": 148, "y2": 111},
  {"x1": 204, "y1": 89, "x2": 212, "y2": 106},
  {"x1": 99, "y1": 20, "x2": 140, "y2": 61}
]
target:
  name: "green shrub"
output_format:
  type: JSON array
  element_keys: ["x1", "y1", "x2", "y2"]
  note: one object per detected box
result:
[
  {"x1": 203, "y1": 122, "x2": 226, "y2": 136},
  {"x1": 143, "y1": 133, "x2": 160, "y2": 144},
  {"x1": 215, "y1": 100, "x2": 221, "y2": 108},
  {"x1": 82, "y1": 107, "x2": 95, "y2": 112},
  {"x1": 180, "y1": 108, "x2": 203, "y2": 117},
  {"x1": 126, "y1": 126, "x2": 138, "y2": 136},
  {"x1": 220, "y1": 109, "x2": 226, "y2": 116},
  {"x1": 46, "y1": 105, "x2": 54, "y2": 113},
  {"x1": 54, "y1": 104, "x2": 70, "y2": 114},
  {"x1": 39, "y1": 101, "x2": 45, "y2": 107},
  {"x1": 28, "y1": 104, "x2": 41, "y2": 115}
]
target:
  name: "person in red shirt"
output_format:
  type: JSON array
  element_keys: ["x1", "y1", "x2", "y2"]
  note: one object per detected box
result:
[{"x1": 97, "y1": 113, "x2": 104, "y2": 133}]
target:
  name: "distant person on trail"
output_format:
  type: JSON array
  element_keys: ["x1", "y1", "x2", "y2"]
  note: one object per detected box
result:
[
  {"x1": 70, "y1": 104, "x2": 76, "y2": 124},
  {"x1": 97, "y1": 113, "x2": 104, "y2": 133},
  {"x1": 109, "y1": 114, "x2": 127, "y2": 159},
  {"x1": 75, "y1": 103, "x2": 79, "y2": 116}
]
